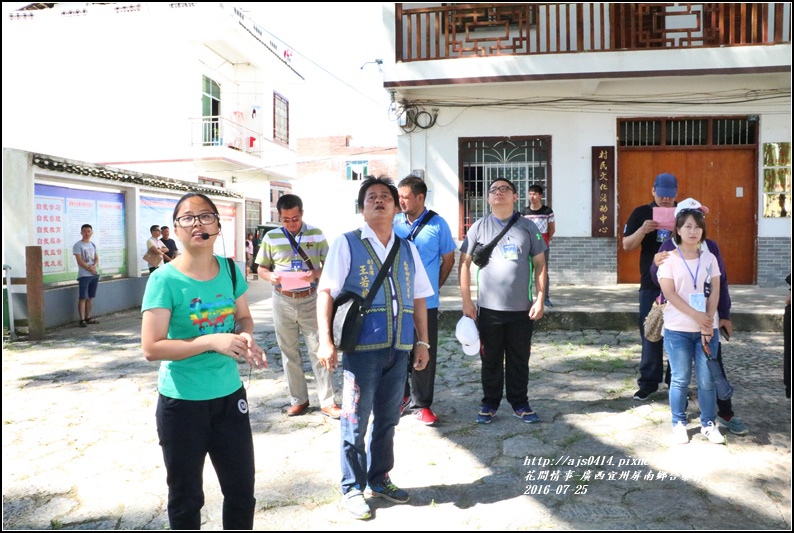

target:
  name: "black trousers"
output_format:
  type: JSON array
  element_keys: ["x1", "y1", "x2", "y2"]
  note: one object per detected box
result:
[
  {"x1": 156, "y1": 386, "x2": 256, "y2": 530},
  {"x1": 478, "y1": 307, "x2": 534, "y2": 410},
  {"x1": 404, "y1": 308, "x2": 439, "y2": 408}
]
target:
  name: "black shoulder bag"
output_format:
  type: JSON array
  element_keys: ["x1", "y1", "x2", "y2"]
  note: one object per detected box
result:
[
  {"x1": 469, "y1": 213, "x2": 519, "y2": 268},
  {"x1": 332, "y1": 237, "x2": 401, "y2": 352}
]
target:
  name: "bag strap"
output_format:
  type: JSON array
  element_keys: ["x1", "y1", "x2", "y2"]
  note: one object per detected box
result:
[
  {"x1": 282, "y1": 228, "x2": 315, "y2": 271},
  {"x1": 361, "y1": 236, "x2": 401, "y2": 311},
  {"x1": 406, "y1": 210, "x2": 437, "y2": 242},
  {"x1": 477, "y1": 212, "x2": 520, "y2": 257},
  {"x1": 227, "y1": 257, "x2": 237, "y2": 294}
]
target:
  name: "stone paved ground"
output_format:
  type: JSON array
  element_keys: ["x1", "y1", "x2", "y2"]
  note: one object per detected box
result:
[{"x1": 2, "y1": 309, "x2": 791, "y2": 530}]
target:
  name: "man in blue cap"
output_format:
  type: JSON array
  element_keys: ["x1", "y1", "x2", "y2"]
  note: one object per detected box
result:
[{"x1": 622, "y1": 172, "x2": 678, "y2": 400}]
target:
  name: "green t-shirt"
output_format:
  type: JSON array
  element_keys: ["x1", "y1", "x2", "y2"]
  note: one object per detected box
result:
[{"x1": 141, "y1": 256, "x2": 248, "y2": 400}]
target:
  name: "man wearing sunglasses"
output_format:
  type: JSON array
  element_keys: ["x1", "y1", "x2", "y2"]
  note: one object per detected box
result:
[{"x1": 459, "y1": 178, "x2": 547, "y2": 425}]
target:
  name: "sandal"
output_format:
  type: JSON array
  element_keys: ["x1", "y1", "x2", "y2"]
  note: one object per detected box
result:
[
  {"x1": 79, "y1": 320, "x2": 88, "y2": 328},
  {"x1": 86, "y1": 317, "x2": 99, "y2": 324}
]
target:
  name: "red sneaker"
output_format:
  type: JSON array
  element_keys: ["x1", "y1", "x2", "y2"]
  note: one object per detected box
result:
[
  {"x1": 413, "y1": 407, "x2": 438, "y2": 426},
  {"x1": 400, "y1": 396, "x2": 411, "y2": 416}
]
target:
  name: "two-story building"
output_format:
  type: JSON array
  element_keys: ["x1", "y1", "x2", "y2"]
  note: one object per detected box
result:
[
  {"x1": 2, "y1": 2, "x2": 306, "y2": 328},
  {"x1": 381, "y1": 3, "x2": 791, "y2": 287}
]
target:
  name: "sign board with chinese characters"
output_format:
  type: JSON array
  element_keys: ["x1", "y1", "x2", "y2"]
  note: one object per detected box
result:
[{"x1": 591, "y1": 147, "x2": 615, "y2": 237}]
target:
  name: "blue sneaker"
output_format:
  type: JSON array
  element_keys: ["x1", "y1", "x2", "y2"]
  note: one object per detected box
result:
[
  {"x1": 475, "y1": 407, "x2": 497, "y2": 424},
  {"x1": 366, "y1": 477, "x2": 409, "y2": 504},
  {"x1": 718, "y1": 416, "x2": 749, "y2": 435},
  {"x1": 514, "y1": 406, "x2": 540, "y2": 424}
]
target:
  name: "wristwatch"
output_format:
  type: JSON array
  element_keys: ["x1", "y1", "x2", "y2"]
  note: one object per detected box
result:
[{"x1": 415, "y1": 341, "x2": 431, "y2": 349}]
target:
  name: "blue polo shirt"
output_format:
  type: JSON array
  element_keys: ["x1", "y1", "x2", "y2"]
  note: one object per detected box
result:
[{"x1": 393, "y1": 209, "x2": 456, "y2": 309}]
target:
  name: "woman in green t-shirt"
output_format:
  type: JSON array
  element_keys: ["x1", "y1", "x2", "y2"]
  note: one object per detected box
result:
[{"x1": 141, "y1": 192, "x2": 267, "y2": 530}]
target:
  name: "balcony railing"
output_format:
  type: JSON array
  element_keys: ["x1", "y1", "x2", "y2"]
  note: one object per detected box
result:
[
  {"x1": 396, "y1": 3, "x2": 792, "y2": 62},
  {"x1": 190, "y1": 116, "x2": 263, "y2": 158}
]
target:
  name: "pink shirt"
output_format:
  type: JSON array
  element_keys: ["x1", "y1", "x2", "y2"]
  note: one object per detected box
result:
[{"x1": 657, "y1": 246, "x2": 721, "y2": 332}]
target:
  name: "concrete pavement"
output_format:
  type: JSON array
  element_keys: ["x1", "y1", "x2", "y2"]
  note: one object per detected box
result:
[{"x1": 2, "y1": 278, "x2": 791, "y2": 530}]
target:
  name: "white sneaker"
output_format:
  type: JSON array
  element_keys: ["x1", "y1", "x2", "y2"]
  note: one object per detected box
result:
[
  {"x1": 672, "y1": 421, "x2": 689, "y2": 444},
  {"x1": 701, "y1": 421, "x2": 725, "y2": 444}
]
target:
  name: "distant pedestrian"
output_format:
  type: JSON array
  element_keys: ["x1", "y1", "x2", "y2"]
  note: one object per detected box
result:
[
  {"x1": 73, "y1": 223, "x2": 100, "y2": 327},
  {"x1": 141, "y1": 192, "x2": 267, "y2": 530},
  {"x1": 144, "y1": 225, "x2": 169, "y2": 272},
  {"x1": 245, "y1": 232, "x2": 254, "y2": 280},
  {"x1": 522, "y1": 184, "x2": 555, "y2": 307},
  {"x1": 160, "y1": 226, "x2": 179, "y2": 263}
]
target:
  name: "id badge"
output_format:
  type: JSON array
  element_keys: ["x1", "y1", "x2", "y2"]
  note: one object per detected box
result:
[
  {"x1": 291, "y1": 259, "x2": 303, "y2": 270},
  {"x1": 502, "y1": 243, "x2": 518, "y2": 261},
  {"x1": 689, "y1": 293, "x2": 706, "y2": 312},
  {"x1": 657, "y1": 229, "x2": 671, "y2": 243}
]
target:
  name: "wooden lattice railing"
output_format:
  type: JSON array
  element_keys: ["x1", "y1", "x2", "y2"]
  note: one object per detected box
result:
[{"x1": 396, "y1": 3, "x2": 791, "y2": 62}]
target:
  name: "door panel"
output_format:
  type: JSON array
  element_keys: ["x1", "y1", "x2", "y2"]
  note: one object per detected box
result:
[{"x1": 618, "y1": 149, "x2": 756, "y2": 284}]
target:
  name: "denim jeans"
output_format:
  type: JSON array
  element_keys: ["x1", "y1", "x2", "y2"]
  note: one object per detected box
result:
[
  {"x1": 340, "y1": 347, "x2": 408, "y2": 495},
  {"x1": 638, "y1": 288, "x2": 664, "y2": 391},
  {"x1": 664, "y1": 328, "x2": 719, "y2": 427}
]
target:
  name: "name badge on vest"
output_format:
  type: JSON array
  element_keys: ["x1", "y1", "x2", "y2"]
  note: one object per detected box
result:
[
  {"x1": 291, "y1": 259, "x2": 303, "y2": 270},
  {"x1": 502, "y1": 243, "x2": 518, "y2": 261},
  {"x1": 689, "y1": 293, "x2": 706, "y2": 312},
  {"x1": 657, "y1": 229, "x2": 671, "y2": 243}
]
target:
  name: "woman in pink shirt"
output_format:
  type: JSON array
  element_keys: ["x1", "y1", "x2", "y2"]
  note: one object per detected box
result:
[{"x1": 657, "y1": 199, "x2": 724, "y2": 446}]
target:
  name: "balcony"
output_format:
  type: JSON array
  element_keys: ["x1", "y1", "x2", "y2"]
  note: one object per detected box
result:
[
  {"x1": 396, "y1": 3, "x2": 791, "y2": 62},
  {"x1": 190, "y1": 115, "x2": 268, "y2": 157}
]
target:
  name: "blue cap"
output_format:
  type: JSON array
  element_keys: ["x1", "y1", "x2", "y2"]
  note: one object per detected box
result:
[{"x1": 653, "y1": 173, "x2": 678, "y2": 198}]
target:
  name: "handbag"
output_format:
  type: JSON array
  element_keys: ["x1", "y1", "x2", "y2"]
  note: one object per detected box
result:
[
  {"x1": 332, "y1": 238, "x2": 401, "y2": 352},
  {"x1": 643, "y1": 294, "x2": 666, "y2": 342},
  {"x1": 470, "y1": 213, "x2": 519, "y2": 268}
]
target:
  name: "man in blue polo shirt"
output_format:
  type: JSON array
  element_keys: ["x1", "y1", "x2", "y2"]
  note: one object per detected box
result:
[{"x1": 394, "y1": 175, "x2": 456, "y2": 426}]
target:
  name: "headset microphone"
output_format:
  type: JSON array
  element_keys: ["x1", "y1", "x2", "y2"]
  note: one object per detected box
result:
[{"x1": 200, "y1": 231, "x2": 221, "y2": 240}]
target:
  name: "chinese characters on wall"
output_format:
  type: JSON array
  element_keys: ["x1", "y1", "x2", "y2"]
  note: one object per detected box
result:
[{"x1": 591, "y1": 147, "x2": 615, "y2": 237}]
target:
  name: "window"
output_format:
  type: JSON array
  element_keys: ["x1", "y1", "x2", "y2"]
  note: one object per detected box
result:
[
  {"x1": 202, "y1": 76, "x2": 221, "y2": 145},
  {"x1": 245, "y1": 199, "x2": 262, "y2": 233},
  {"x1": 346, "y1": 160, "x2": 368, "y2": 181},
  {"x1": 459, "y1": 137, "x2": 551, "y2": 238},
  {"x1": 762, "y1": 142, "x2": 791, "y2": 218},
  {"x1": 198, "y1": 177, "x2": 224, "y2": 188},
  {"x1": 273, "y1": 92, "x2": 289, "y2": 145}
]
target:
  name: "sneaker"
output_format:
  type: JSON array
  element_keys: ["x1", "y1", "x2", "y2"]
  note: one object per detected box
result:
[
  {"x1": 513, "y1": 406, "x2": 540, "y2": 424},
  {"x1": 413, "y1": 407, "x2": 438, "y2": 426},
  {"x1": 701, "y1": 421, "x2": 726, "y2": 444},
  {"x1": 672, "y1": 421, "x2": 689, "y2": 444},
  {"x1": 475, "y1": 406, "x2": 497, "y2": 424},
  {"x1": 544, "y1": 299, "x2": 554, "y2": 307},
  {"x1": 633, "y1": 389, "x2": 654, "y2": 401},
  {"x1": 78, "y1": 320, "x2": 88, "y2": 328},
  {"x1": 718, "y1": 416, "x2": 749, "y2": 436},
  {"x1": 342, "y1": 490, "x2": 371, "y2": 520},
  {"x1": 366, "y1": 477, "x2": 410, "y2": 504},
  {"x1": 399, "y1": 396, "x2": 411, "y2": 416}
]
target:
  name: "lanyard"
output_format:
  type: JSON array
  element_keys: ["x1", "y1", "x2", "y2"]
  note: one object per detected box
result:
[
  {"x1": 405, "y1": 209, "x2": 429, "y2": 241},
  {"x1": 676, "y1": 248, "x2": 701, "y2": 290},
  {"x1": 282, "y1": 227, "x2": 303, "y2": 258}
]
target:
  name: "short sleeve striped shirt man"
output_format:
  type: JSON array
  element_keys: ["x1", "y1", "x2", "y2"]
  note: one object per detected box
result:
[{"x1": 254, "y1": 223, "x2": 328, "y2": 287}]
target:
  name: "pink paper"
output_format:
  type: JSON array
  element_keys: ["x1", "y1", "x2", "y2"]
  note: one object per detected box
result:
[
  {"x1": 653, "y1": 207, "x2": 676, "y2": 231},
  {"x1": 278, "y1": 271, "x2": 311, "y2": 291}
]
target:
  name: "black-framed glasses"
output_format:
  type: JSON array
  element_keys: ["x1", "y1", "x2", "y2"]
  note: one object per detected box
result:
[
  {"x1": 175, "y1": 212, "x2": 219, "y2": 228},
  {"x1": 488, "y1": 185, "x2": 513, "y2": 194}
]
